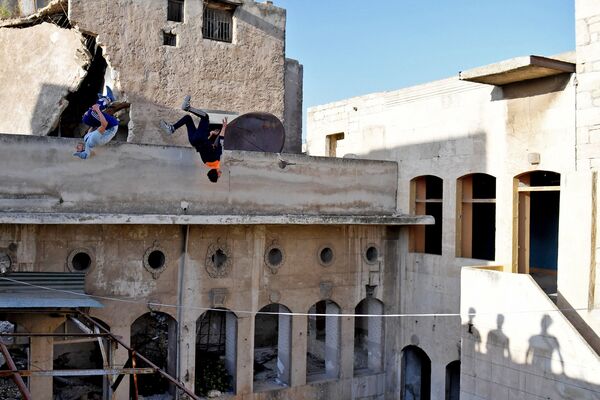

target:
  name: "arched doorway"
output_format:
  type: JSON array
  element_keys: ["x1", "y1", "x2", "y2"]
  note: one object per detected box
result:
[{"x1": 400, "y1": 345, "x2": 431, "y2": 400}]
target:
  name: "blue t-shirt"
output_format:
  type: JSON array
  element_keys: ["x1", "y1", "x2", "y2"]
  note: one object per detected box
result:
[{"x1": 82, "y1": 109, "x2": 119, "y2": 129}]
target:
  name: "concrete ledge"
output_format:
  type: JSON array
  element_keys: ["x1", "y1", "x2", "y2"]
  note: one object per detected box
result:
[
  {"x1": 459, "y1": 55, "x2": 575, "y2": 86},
  {"x1": 0, "y1": 134, "x2": 398, "y2": 216},
  {"x1": 0, "y1": 212, "x2": 433, "y2": 225}
]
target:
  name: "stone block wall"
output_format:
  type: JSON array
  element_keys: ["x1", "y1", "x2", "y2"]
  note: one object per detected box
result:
[{"x1": 68, "y1": 0, "x2": 290, "y2": 144}]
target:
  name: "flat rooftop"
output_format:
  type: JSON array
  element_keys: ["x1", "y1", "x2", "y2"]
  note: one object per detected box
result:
[{"x1": 0, "y1": 134, "x2": 431, "y2": 226}]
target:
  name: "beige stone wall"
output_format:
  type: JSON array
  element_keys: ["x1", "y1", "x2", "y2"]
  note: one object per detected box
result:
[
  {"x1": 1, "y1": 223, "x2": 404, "y2": 399},
  {"x1": 307, "y1": 71, "x2": 578, "y2": 398},
  {"x1": 575, "y1": 0, "x2": 600, "y2": 325},
  {"x1": 68, "y1": 0, "x2": 288, "y2": 145},
  {"x1": 0, "y1": 22, "x2": 90, "y2": 135}
]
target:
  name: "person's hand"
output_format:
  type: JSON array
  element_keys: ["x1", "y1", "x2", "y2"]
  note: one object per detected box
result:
[
  {"x1": 91, "y1": 104, "x2": 101, "y2": 112},
  {"x1": 221, "y1": 118, "x2": 228, "y2": 136}
]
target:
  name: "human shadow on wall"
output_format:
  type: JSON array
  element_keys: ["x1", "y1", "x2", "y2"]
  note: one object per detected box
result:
[
  {"x1": 525, "y1": 314, "x2": 564, "y2": 373},
  {"x1": 462, "y1": 311, "x2": 600, "y2": 399}
]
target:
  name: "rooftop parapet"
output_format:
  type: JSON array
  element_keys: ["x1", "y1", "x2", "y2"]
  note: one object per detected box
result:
[{"x1": 0, "y1": 134, "x2": 430, "y2": 225}]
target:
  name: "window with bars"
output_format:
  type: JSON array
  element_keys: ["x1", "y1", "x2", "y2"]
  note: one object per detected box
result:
[
  {"x1": 168, "y1": 0, "x2": 184, "y2": 22},
  {"x1": 203, "y1": 5, "x2": 233, "y2": 43}
]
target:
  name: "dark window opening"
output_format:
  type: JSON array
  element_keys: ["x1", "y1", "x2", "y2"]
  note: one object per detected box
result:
[
  {"x1": 365, "y1": 246, "x2": 378, "y2": 263},
  {"x1": 267, "y1": 248, "x2": 283, "y2": 266},
  {"x1": 212, "y1": 249, "x2": 228, "y2": 269},
  {"x1": 411, "y1": 176, "x2": 443, "y2": 255},
  {"x1": 71, "y1": 252, "x2": 91, "y2": 271},
  {"x1": 529, "y1": 171, "x2": 561, "y2": 187},
  {"x1": 319, "y1": 247, "x2": 333, "y2": 265},
  {"x1": 203, "y1": 5, "x2": 233, "y2": 42},
  {"x1": 167, "y1": 0, "x2": 184, "y2": 22},
  {"x1": 445, "y1": 360, "x2": 460, "y2": 400},
  {"x1": 131, "y1": 312, "x2": 178, "y2": 398},
  {"x1": 147, "y1": 250, "x2": 165, "y2": 269},
  {"x1": 401, "y1": 346, "x2": 431, "y2": 400},
  {"x1": 163, "y1": 31, "x2": 177, "y2": 46},
  {"x1": 195, "y1": 310, "x2": 236, "y2": 396},
  {"x1": 254, "y1": 304, "x2": 291, "y2": 391},
  {"x1": 530, "y1": 191, "x2": 560, "y2": 270},
  {"x1": 457, "y1": 174, "x2": 496, "y2": 260}
]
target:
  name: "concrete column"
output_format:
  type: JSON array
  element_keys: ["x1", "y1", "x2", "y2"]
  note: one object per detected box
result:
[
  {"x1": 367, "y1": 299, "x2": 384, "y2": 372},
  {"x1": 225, "y1": 312, "x2": 237, "y2": 389},
  {"x1": 29, "y1": 336, "x2": 53, "y2": 400},
  {"x1": 277, "y1": 306, "x2": 292, "y2": 385},
  {"x1": 290, "y1": 314, "x2": 307, "y2": 386},
  {"x1": 110, "y1": 325, "x2": 130, "y2": 400},
  {"x1": 431, "y1": 360, "x2": 446, "y2": 400},
  {"x1": 235, "y1": 315, "x2": 253, "y2": 394},
  {"x1": 178, "y1": 318, "x2": 196, "y2": 393},
  {"x1": 339, "y1": 313, "x2": 355, "y2": 379},
  {"x1": 325, "y1": 302, "x2": 340, "y2": 378}
]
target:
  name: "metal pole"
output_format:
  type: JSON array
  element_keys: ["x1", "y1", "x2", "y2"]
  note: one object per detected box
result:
[
  {"x1": 0, "y1": 341, "x2": 32, "y2": 400},
  {"x1": 78, "y1": 312, "x2": 201, "y2": 400}
]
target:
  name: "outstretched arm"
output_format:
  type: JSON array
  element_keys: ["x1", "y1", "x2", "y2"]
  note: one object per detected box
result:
[{"x1": 220, "y1": 118, "x2": 227, "y2": 137}]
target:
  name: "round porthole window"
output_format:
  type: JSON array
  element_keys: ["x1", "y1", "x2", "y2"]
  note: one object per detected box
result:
[
  {"x1": 317, "y1": 245, "x2": 335, "y2": 267},
  {"x1": 147, "y1": 250, "x2": 166, "y2": 269},
  {"x1": 67, "y1": 248, "x2": 94, "y2": 272},
  {"x1": 144, "y1": 245, "x2": 167, "y2": 279},
  {"x1": 264, "y1": 242, "x2": 285, "y2": 274},
  {"x1": 205, "y1": 241, "x2": 232, "y2": 279},
  {"x1": 364, "y1": 245, "x2": 380, "y2": 264}
]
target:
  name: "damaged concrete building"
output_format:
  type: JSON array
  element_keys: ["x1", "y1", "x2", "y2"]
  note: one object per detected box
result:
[
  {"x1": 307, "y1": 0, "x2": 600, "y2": 399},
  {"x1": 2, "y1": 1, "x2": 600, "y2": 400}
]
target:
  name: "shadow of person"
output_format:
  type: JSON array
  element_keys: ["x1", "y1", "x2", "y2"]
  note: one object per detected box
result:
[
  {"x1": 463, "y1": 307, "x2": 481, "y2": 358},
  {"x1": 526, "y1": 314, "x2": 565, "y2": 373},
  {"x1": 486, "y1": 314, "x2": 512, "y2": 362}
]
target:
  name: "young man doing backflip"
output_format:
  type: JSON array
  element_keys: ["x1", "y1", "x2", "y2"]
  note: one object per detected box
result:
[
  {"x1": 73, "y1": 92, "x2": 120, "y2": 160},
  {"x1": 160, "y1": 96, "x2": 227, "y2": 183}
]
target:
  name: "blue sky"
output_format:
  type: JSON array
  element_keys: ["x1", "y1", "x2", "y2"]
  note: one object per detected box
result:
[{"x1": 274, "y1": 0, "x2": 575, "y2": 138}]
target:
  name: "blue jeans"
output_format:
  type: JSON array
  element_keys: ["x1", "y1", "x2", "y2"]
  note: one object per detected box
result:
[{"x1": 74, "y1": 125, "x2": 118, "y2": 159}]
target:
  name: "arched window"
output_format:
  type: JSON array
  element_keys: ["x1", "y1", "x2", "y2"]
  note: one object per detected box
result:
[
  {"x1": 354, "y1": 298, "x2": 384, "y2": 375},
  {"x1": 254, "y1": 303, "x2": 292, "y2": 391},
  {"x1": 445, "y1": 360, "x2": 460, "y2": 400},
  {"x1": 456, "y1": 173, "x2": 496, "y2": 260},
  {"x1": 410, "y1": 175, "x2": 443, "y2": 255},
  {"x1": 195, "y1": 309, "x2": 237, "y2": 396},
  {"x1": 131, "y1": 312, "x2": 178, "y2": 398},
  {"x1": 401, "y1": 345, "x2": 431, "y2": 400},
  {"x1": 53, "y1": 317, "x2": 110, "y2": 399},
  {"x1": 306, "y1": 300, "x2": 341, "y2": 382}
]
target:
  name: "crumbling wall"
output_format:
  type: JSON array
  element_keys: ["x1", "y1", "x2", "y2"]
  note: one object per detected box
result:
[
  {"x1": 68, "y1": 0, "x2": 287, "y2": 145},
  {"x1": 0, "y1": 22, "x2": 90, "y2": 135}
]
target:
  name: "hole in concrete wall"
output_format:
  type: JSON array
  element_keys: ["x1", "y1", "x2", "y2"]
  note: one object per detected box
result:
[
  {"x1": 445, "y1": 360, "x2": 460, "y2": 400},
  {"x1": 49, "y1": 37, "x2": 107, "y2": 138},
  {"x1": 52, "y1": 318, "x2": 110, "y2": 400},
  {"x1": 212, "y1": 249, "x2": 228, "y2": 269},
  {"x1": 365, "y1": 245, "x2": 379, "y2": 264},
  {"x1": 354, "y1": 298, "x2": 384, "y2": 375},
  {"x1": 131, "y1": 312, "x2": 178, "y2": 398},
  {"x1": 401, "y1": 345, "x2": 431, "y2": 400},
  {"x1": 268, "y1": 248, "x2": 283, "y2": 266},
  {"x1": 195, "y1": 309, "x2": 236, "y2": 396},
  {"x1": 306, "y1": 300, "x2": 340, "y2": 382},
  {"x1": 317, "y1": 245, "x2": 334, "y2": 267},
  {"x1": 163, "y1": 31, "x2": 177, "y2": 46},
  {"x1": 71, "y1": 252, "x2": 91, "y2": 271},
  {"x1": 147, "y1": 250, "x2": 165, "y2": 269},
  {"x1": 0, "y1": 320, "x2": 30, "y2": 400},
  {"x1": 254, "y1": 303, "x2": 291, "y2": 391},
  {"x1": 67, "y1": 249, "x2": 93, "y2": 272},
  {"x1": 167, "y1": 0, "x2": 184, "y2": 22}
]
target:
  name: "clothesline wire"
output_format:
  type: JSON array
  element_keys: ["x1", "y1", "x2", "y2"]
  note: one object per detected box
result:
[{"x1": 0, "y1": 276, "x2": 595, "y2": 318}]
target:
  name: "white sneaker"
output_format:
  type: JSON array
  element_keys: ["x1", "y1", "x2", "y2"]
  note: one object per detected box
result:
[
  {"x1": 160, "y1": 120, "x2": 175, "y2": 135},
  {"x1": 181, "y1": 95, "x2": 191, "y2": 111}
]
